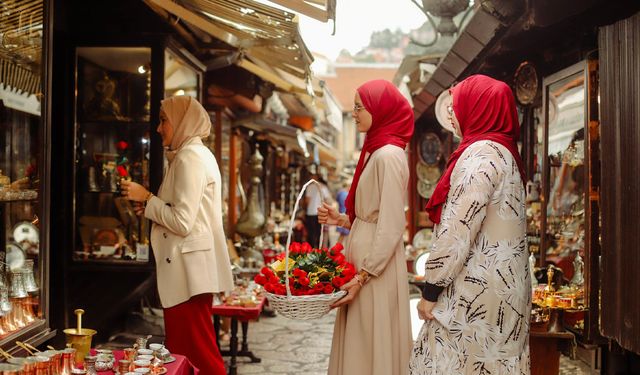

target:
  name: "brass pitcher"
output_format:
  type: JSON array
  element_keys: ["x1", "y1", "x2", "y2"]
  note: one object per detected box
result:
[{"x1": 63, "y1": 309, "x2": 96, "y2": 368}]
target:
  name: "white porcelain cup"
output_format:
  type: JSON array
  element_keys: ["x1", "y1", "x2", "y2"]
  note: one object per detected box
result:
[
  {"x1": 133, "y1": 359, "x2": 151, "y2": 369},
  {"x1": 137, "y1": 349, "x2": 153, "y2": 356},
  {"x1": 148, "y1": 344, "x2": 164, "y2": 352},
  {"x1": 138, "y1": 355, "x2": 154, "y2": 362},
  {"x1": 158, "y1": 348, "x2": 170, "y2": 360}
]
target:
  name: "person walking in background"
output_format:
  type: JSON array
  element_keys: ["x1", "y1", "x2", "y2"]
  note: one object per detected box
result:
[
  {"x1": 335, "y1": 180, "x2": 350, "y2": 242},
  {"x1": 121, "y1": 95, "x2": 233, "y2": 375},
  {"x1": 410, "y1": 75, "x2": 530, "y2": 374},
  {"x1": 318, "y1": 79, "x2": 414, "y2": 375},
  {"x1": 304, "y1": 168, "x2": 325, "y2": 247}
]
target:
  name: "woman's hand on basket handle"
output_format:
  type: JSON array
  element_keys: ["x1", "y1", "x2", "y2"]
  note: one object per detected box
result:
[
  {"x1": 318, "y1": 202, "x2": 341, "y2": 226},
  {"x1": 330, "y1": 279, "x2": 361, "y2": 309}
]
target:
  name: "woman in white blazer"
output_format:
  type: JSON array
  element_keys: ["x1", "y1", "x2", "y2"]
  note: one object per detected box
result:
[{"x1": 122, "y1": 95, "x2": 233, "y2": 375}]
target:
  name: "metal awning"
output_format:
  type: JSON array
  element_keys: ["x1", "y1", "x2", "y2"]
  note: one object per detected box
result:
[
  {"x1": 234, "y1": 116, "x2": 310, "y2": 156},
  {"x1": 147, "y1": 0, "x2": 315, "y2": 90},
  {"x1": 411, "y1": 1, "x2": 522, "y2": 119},
  {"x1": 265, "y1": 0, "x2": 336, "y2": 23}
]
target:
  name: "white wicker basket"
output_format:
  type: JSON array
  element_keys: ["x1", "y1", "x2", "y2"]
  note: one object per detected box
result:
[{"x1": 263, "y1": 179, "x2": 347, "y2": 320}]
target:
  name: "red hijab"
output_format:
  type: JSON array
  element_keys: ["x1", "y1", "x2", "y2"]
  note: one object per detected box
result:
[
  {"x1": 425, "y1": 74, "x2": 526, "y2": 224},
  {"x1": 345, "y1": 80, "x2": 414, "y2": 224}
]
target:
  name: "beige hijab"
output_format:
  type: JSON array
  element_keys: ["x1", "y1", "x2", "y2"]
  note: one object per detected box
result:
[{"x1": 161, "y1": 95, "x2": 211, "y2": 162}]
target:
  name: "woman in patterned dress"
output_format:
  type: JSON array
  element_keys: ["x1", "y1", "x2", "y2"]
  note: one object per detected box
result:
[{"x1": 410, "y1": 75, "x2": 531, "y2": 374}]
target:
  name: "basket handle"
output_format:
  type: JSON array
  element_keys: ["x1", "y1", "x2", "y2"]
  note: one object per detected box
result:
[{"x1": 283, "y1": 179, "x2": 325, "y2": 298}]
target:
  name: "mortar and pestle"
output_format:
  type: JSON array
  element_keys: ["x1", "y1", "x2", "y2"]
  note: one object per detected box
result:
[{"x1": 63, "y1": 309, "x2": 96, "y2": 367}]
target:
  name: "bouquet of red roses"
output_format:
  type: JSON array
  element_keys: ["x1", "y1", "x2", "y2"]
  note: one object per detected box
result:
[{"x1": 254, "y1": 241, "x2": 355, "y2": 296}]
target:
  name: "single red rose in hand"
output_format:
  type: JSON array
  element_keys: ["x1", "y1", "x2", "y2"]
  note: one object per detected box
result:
[
  {"x1": 117, "y1": 165, "x2": 128, "y2": 177},
  {"x1": 116, "y1": 141, "x2": 129, "y2": 151}
]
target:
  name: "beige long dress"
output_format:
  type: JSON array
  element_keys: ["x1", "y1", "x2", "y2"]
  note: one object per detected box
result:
[{"x1": 328, "y1": 144, "x2": 413, "y2": 375}]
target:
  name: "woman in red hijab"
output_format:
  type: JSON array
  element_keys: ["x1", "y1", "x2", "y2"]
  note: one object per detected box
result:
[
  {"x1": 318, "y1": 80, "x2": 414, "y2": 375},
  {"x1": 410, "y1": 75, "x2": 530, "y2": 374}
]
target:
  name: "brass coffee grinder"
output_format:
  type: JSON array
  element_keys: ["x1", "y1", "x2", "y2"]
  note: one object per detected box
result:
[{"x1": 63, "y1": 309, "x2": 96, "y2": 367}]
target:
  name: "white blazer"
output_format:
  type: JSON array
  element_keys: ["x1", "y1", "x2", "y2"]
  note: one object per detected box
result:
[{"x1": 145, "y1": 137, "x2": 234, "y2": 308}]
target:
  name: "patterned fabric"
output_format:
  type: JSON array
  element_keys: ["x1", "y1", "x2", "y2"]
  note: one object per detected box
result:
[{"x1": 410, "y1": 140, "x2": 531, "y2": 374}]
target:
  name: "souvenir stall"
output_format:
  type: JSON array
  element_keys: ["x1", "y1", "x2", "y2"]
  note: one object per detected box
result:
[
  {"x1": 0, "y1": 0, "x2": 56, "y2": 354},
  {"x1": 403, "y1": 1, "x2": 640, "y2": 373},
  {"x1": 47, "y1": 0, "x2": 208, "y2": 346}
]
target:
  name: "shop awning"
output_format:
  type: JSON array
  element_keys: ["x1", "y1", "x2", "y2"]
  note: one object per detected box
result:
[
  {"x1": 265, "y1": 0, "x2": 336, "y2": 23},
  {"x1": 305, "y1": 132, "x2": 338, "y2": 166},
  {"x1": 233, "y1": 115, "x2": 310, "y2": 156},
  {"x1": 147, "y1": 0, "x2": 315, "y2": 93},
  {"x1": 411, "y1": 2, "x2": 522, "y2": 119}
]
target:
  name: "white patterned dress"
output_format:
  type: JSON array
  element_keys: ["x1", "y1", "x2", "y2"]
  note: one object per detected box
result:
[{"x1": 410, "y1": 140, "x2": 531, "y2": 375}]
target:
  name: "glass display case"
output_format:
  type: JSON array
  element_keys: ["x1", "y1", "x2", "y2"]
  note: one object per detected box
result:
[
  {"x1": 534, "y1": 60, "x2": 600, "y2": 341},
  {"x1": 73, "y1": 45, "x2": 203, "y2": 265},
  {"x1": 0, "y1": 0, "x2": 53, "y2": 347},
  {"x1": 73, "y1": 47, "x2": 153, "y2": 264}
]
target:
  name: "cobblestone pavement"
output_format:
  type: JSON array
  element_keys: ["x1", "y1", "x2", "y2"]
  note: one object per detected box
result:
[
  {"x1": 228, "y1": 311, "x2": 595, "y2": 375},
  {"x1": 229, "y1": 311, "x2": 335, "y2": 375}
]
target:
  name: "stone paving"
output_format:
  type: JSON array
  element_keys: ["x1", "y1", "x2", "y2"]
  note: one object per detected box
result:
[
  {"x1": 229, "y1": 311, "x2": 595, "y2": 375},
  {"x1": 228, "y1": 311, "x2": 335, "y2": 375}
]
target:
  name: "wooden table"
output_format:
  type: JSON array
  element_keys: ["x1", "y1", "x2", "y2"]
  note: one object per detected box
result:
[
  {"x1": 530, "y1": 329, "x2": 575, "y2": 375},
  {"x1": 212, "y1": 297, "x2": 266, "y2": 375}
]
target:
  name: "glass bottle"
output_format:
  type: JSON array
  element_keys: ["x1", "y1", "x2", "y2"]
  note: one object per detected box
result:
[{"x1": 23, "y1": 259, "x2": 39, "y2": 294}]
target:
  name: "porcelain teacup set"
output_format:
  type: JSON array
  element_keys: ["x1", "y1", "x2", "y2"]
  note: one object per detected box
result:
[{"x1": 119, "y1": 341, "x2": 173, "y2": 374}]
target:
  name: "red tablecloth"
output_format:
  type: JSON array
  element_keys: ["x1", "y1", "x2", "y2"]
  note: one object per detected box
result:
[
  {"x1": 211, "y1": 296, "x2": 266, "y2": 321},
  {"x1": 89, "y1": 350, "x2": 199, "y2": 375}
]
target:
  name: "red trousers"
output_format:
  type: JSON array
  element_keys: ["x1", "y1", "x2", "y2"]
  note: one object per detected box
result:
[{"x1": 164, "y1": 293, "x2": 227, "y2": 375}]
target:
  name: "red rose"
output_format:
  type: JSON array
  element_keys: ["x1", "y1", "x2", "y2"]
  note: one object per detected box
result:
[
  {"x1": 276, "y1": 253, "x2": 286, "y2": 261},
  {"x1": 331, "y1": 253, "x2": 346, "y2": 265},
  {"x1": 117, "y1": 165, "x2": 128, "y2": 177},
  {"x1": 254, "y1": 274, "x2": 267, "y2": 285},
  {"x1": 268, "y1": 274, "x2": 279, "y2": 284},
  {"x1": 341, "y1": 264, "x2": 356, "y2": 278},
  {"x1": 261, "y1": 267, "x2": 274, "y2": 277},
  {"x1": 324, "y1": 284, "x2": 335, "y2": 294},
  {"x1": 332, "y1": 277, "x2": 345, "y2": 288},
  {"x1": 289, "y1": 242, "x2": 301, "y2": 253},
  {"x1": 298, "y1": 277, "x2": 310, "y2": 287},
  {"x1": 264, "y1": 283, "x2": 276, "y2": 293},
  {"x1": 301, "y1": 242, "x2": 312, "y2": 253},
  {"x1": 293, "y1": 268, "x2": 307, "y2": 278},
  {"x1": 116, "y1": 141, "x2": 129, "y2": 151},
  {"x1": 330, "y1": 242, "x2": 344, "y2": 255}
]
